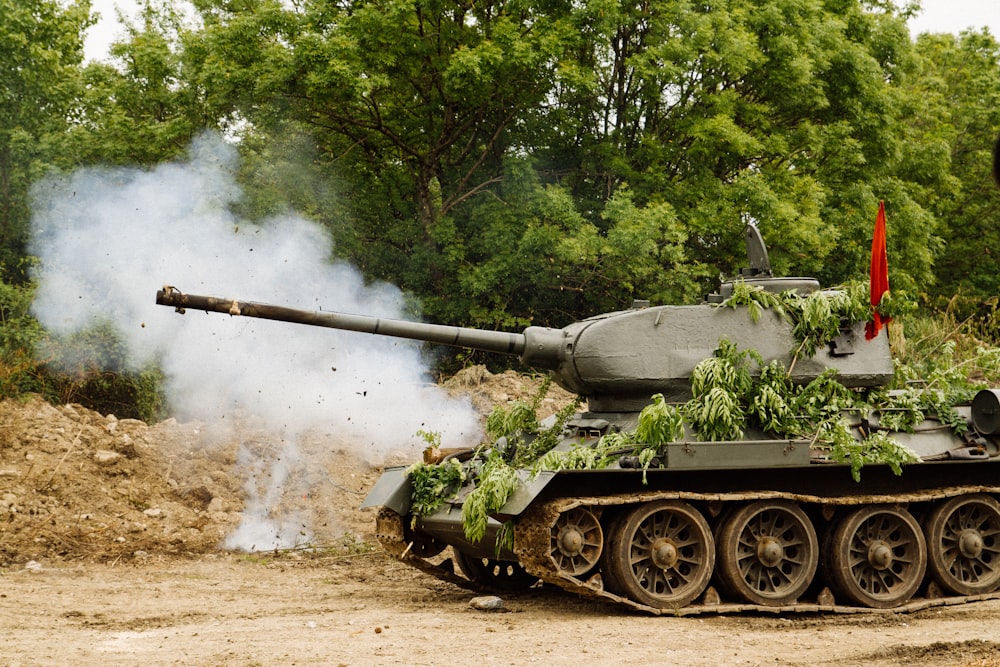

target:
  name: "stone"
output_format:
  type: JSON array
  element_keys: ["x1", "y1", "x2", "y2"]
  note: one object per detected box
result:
[
  {"x1": 93, "y1": 450, "x2": 122, "y2": 465},
  {"x1": 469, "y1": 596, "x2": 505, "y2": 612}
]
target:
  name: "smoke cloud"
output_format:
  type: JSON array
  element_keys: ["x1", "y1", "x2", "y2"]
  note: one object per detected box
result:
[{"x1": 28, "y1": 132, "x2": 482, "y2": 549}]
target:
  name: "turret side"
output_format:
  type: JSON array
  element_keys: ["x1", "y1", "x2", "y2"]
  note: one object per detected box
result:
[{"x1": 552, "y1": 303, "x2": 893, "y2": 412}]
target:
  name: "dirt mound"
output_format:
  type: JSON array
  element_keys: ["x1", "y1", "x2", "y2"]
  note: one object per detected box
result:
[
  {"x1": 0, "y1": 394, "x2": 241, "y2": 563},
  {"x1": 442, "y1": 366, "x2": 576, "y2": 419},
  {"x1": 0, "y1": 366, "x2": 560, "y2": 565},
  {"x1": 865, "y1": 640, "x2": 1000, "y2": 666}
]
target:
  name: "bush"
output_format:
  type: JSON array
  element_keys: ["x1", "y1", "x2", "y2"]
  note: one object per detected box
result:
[
  {"x1": 37, "y1": 321, "x2": 167, "y2": 422},
  {"x1": 0, "y1": 276, "x2": 166, "y2": 421},
  {"x1": 0, "y1": 278, "x2": 47, "y2": 397}
]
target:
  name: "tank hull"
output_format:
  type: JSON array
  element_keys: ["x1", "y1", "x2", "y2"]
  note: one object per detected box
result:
[{"x1": 364, "y1": 421, "x2": 1000, "y2": 614}]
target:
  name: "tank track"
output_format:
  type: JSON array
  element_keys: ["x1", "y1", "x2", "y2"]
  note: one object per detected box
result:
[
  {"x1": 512, "y1": 488, "x2": 1000, "y2": 615},
  {"x1": 375, "y1": 507, "x2": 482, "y2": 594},
  {"x1": 378, "y1": 487, "x2": 1000, "y2": 615}
]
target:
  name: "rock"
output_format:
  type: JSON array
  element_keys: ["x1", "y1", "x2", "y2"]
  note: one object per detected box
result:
[
  {"x1": 143, "y1": 508, "x2": 164, "y2": 518},
  {"x1": 207, "y1": 497, "x2": 226, "y2": 513},
  {"x1": 817, "y1": 586, "x2": 836, "y2": 606},
  {"x1": 114, "y1": 434, "x2": 138, "y2": 458},
  {"x1": 93, "y1": 450, "x2": 122, "y2": 466},
  {"x1": 469, "y1": 596, "x2": 505, "y2": 612}
]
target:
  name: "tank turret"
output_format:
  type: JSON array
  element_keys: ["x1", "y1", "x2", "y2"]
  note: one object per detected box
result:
[
  {"x1": 154, "y1": 288, "x2": 892, "y2": 411},
  {"x1": 156, "y1": 226, "x2": 893, "y2": 411}
]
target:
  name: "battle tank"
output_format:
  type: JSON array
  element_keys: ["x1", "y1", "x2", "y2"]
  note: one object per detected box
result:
[{"x1": 156, "y1": 226, "x2": 1000, "y2": 614}]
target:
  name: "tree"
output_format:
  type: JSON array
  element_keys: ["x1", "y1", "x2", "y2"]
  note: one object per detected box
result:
[
  {"x1": 422, "y1": 159, "x2": 705, "y2": 330},
  {"x1": 533, "y1": 0, "x2": 940, "y2": 292},
  {"x1": 64, "y1": 1, "x2": 209, "y2": 167},
  {"x1": 183, "y1": 0, "x2": 584, "y2": 298},
  {"x1": 0, "y1": 0, "x2": 92, "y2": 280},
  {"x1": 176, "y1": 0, "x2": 953, "y2": 330},
  {"x1": 907, "y1": 30, "x2": 1000, "y2": 302}
]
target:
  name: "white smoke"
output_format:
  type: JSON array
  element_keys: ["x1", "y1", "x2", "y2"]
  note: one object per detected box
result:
[
  {"x1": 28, "y1": 132, "x2": 483, "y2": 549},
  {"x1": 223, "y1": 439, "x2": 312, "y2": 552}
]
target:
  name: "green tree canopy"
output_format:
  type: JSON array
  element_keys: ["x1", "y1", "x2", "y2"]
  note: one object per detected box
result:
[
  {"x1": 906, "y1": 30, "x2": 1000, "y2": 303},
  {"x1": 65, "y1": 1, "x2": 209, "y2": 166},
  {"x1": 11, "y1": 0, "x2": 993, "y2": 336},
  {"x1": 536, "y1": 0, "x2": 941, "y2": 291},
  {"x1": 0, "y1": 0, "x2": 92, "y2": 280}
]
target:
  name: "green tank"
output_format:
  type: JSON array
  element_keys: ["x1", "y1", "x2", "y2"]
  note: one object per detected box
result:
[{"x1": 156, "y1": 226, "x2": 1000, "y2": 614}]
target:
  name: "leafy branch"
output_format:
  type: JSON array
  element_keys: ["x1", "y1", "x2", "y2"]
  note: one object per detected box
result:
[
  {"x1": 721, "y1": 281, "x2": 789, "y2": 323},
  {"x1": 461, "y1": 451, "x2": 520, "y2": 543},
  {"x1": 409, "y1": 379, "x2": 580, "y2": 542},
  {"x1": 535, "y1": 393, "x2": 684, "y2": 482},
  {"x1": 684, "y1": 340, "x2": 756, "y2": 441},
  {"x1": 720, "y1": 280, "x2": 889, "y2": 361},
  {"x1": 407, "y1": 458, "x2": 466, "y2": 517},
  {"x1": 829, "y1": 430, "x2": 920, "y2": 483}
]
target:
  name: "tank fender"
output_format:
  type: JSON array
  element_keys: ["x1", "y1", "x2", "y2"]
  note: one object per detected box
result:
[
  {"x1": 360, "y1": 467, "x2": 558, "y2": 519},
  {"x1": 360, "y1": 466, "x2": 412, "y2": 513},
  {"x1": 496, "y1": 470, "x2": 557, "y2": 518}
]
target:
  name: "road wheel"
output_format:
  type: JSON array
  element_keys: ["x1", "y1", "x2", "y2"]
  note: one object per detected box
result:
[
  {"x1": 828, "y1": 505, "x2": 926, "y2": 608},
  {"x1": 603, "y1": 501, "x2": 714, "y2": 609},
  {"x1": 716, "y1": 500, "x2": 818, "y2": 605}
]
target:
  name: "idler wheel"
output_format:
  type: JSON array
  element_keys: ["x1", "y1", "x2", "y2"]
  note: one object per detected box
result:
[
  {"x1": 454, "y1": 549, "x2": 539, "y2": 592},
  {"x1": 550, "y1": 507, "x2": 603, "y2": 576},
  {"x1": 829, "y1": 505, "x2": 926, "y2": 608},
  {"x1": 602, "y1": 500, "x2": 714, "y2": 609},
  {"x1": 926, "y1": 494, "x2": 1000, "y2": 595},
  {"x1": 716, "y1": 500, "x2": 818, "y2": 605}
]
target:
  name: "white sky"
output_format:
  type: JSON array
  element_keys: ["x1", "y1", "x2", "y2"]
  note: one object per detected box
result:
[
  {"x1": 85, "y1": 0, "x2": 138, "y2": 61},
  {"x1": 907, "y1": 0, "x2": 1000, "y2": 36},
  {"x1": 83, "y1": 0, "x2": 1000, "y2": 62}
]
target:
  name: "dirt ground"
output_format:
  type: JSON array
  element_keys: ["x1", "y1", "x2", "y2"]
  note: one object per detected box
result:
[{"x1": 2, "y1": 367, "x2": 1000, "y2": 667}]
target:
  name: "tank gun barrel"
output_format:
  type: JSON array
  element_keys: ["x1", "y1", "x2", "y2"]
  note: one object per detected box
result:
[{"x1": 155, "y1": 287, "x2": 529, "y2": 357}]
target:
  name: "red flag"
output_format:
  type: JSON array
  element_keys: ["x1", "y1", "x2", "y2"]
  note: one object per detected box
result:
[{"x1": 866, "y1": 200, "x2": 890, "y2": 340}]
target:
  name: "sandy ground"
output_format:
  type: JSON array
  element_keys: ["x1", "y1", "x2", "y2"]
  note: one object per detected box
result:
[
  {"x1": 2, "y1": 369, "x2": 1000, "y2": 666},
  {"x1": 3, "y1": 553, "x2": 1000, "y2": 667}
]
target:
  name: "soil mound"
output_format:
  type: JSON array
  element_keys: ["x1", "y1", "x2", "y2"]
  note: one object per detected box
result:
[{"x1": 0, "y1": 367, "x2": 564, "y2": 564}]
